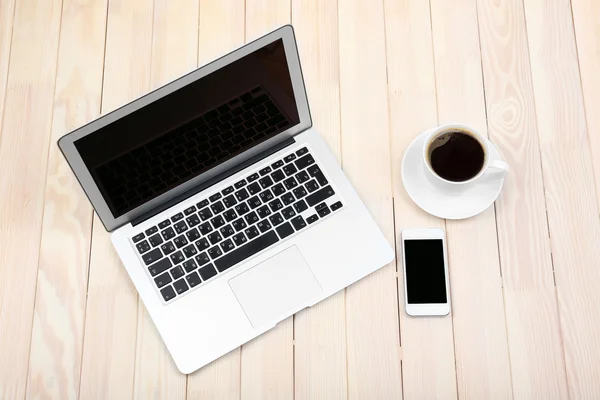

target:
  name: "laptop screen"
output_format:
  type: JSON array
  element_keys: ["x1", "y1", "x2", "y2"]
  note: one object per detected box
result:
[{"x1": 74, "y1": 38, "x2": 300, "y2": 218}]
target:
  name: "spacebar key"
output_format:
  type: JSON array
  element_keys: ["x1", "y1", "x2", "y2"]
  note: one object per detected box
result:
[
  {"x1": 214, "y1": 231, "x2": 279, "y2": 272},
  {"x1": 305, "y1": 185, "x2": 335, "y2": 207}
]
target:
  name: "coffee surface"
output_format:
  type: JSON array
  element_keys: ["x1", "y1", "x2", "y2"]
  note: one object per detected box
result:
[{"x1": 429, "y1": 132, "x2": 484, "y2": 182}]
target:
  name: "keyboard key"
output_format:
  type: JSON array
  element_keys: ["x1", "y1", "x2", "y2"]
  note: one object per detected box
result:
[
  {"x1": 211, "y1": 215, "x2": 225, "y2": 229},
  {"x1": 210, "y1": 201, "x2": 225, "y2": 214},
  {"x1": 232, "y1": 232, "x2": 247, "y2": 246},
  {"x1": 296, "y1": 147, "x2": 308, "y2": 156},
  {"x1": 141, "y1": 247, "x2": 162, "y2": 265},
  {"x1": 283, "y1": 164, "x2": 297, "y2": 176},
  {"x1": 284, "y1": 154, "x2": 296, "y2": 163},
  {"x1": 276, "y1": 222, "x2": 294, "y2": 239},
  {"x1": 148, "y1": 233, "x2": 163, "y2": 247},
  {"x1": 283, "y1": 177, "x2": 298, "y2": 190},
  {"x1": 220, "y1": 224, "x2": 235, "y2": 238},
  {"x1": 198, "y1": 222, "x2": 213, "y2": 235},
  {"x1": 184, "y1": 206, "x2": 197, "y2": 215},
  {"x1": 305, "y1": 179, "x2": 319, "y2": 193},
  {"x1": 145, "y1": 226, "x2": 158, "y2": 236},
  {"x1": 221, "y1": 239, "x2": 235, "y2": 253},
  {"x1": 171, "y1": 265, "x2": 185, "y2": 279},
  {"x1": 317, "y1": 204, "x2": 331, "y2": 218},
  {"x1": 244, "y1": 211, "x2": 259, "y2": 225},
  {"x1": 245, "y1": 226, "x2": 260, "y2": 239},
  {"x1": 257, "y1": 220, "x2": 272, "y2": 232},
  {"x1": 231, "y1": 218, "x2": 247, "y2": 232},
  {"x1": 269, "y1": 213, "x2": 284, "y2": 226},
  {"x1": 136, "y1": 240, "x2": 151, "y2": 254},
  {"x1": 307, "y1": 214, "x2": 318, "y2": 224},
  {"x1": 186, "y1": 228, "x2": 200, "y2": 241},
  {"x1": 207, "y1": 246, "x2": 223, "y2": 260},
  {"x1": 223, "y1": 194, "x2": 237, "y2": 208},
  {"x1": 259, "y1": 189, "x2": 274, "y2": 203},
  {"x1": 235, "y1": 188, "x2": 249, "y2": 201},
  {"x1": 158, "y1": 219, "x2": 171, "y2": 229},
  {"x1": 269, "y1": 198, "x2": 283, "y2": 212},
  {"x1": 293, "y1": 200, "x2": 308, "y2": 213},
  {"x1": 160, "y1": 242, "x2": 176, "y2": 255},
  {"x1": 198, "y1": 208, "x2": 213, "y2": 221},
  {"x1": 183, "y1": 259, "x2": 198, "y2": 273},
  {"x1": 307, "y1": 165, "x2": 328, "y2": 186},
  {"x1": 248, "y1": 172, "x2": 260, "y2": 182},
  {"x1": 294, "y1": 154, "x2": 315, "y2": 170},
  {"x1": 281, "y1": 206, "x2": 296, "y2": 220},
  {"x1": 186, "y1": 214, "x2": 201, "y2": 227},
  {"x1": 281, "y1": 192, "x2": 295, "y2": 205},
  {"x1": 234, "y1": 202, "x2": 250, "y2": 215},
  {"x1": 154, "y1": 271, "x2": 172, "y2": 288},
  {"x1": 173, "y1": 279, "x2": 189, "y2": 295},
  {"x1": 222, "y1": 186, "x2": 234, "y2": 195},
  {"x1": 234, "y1": 179, "x2": 247, "y2": 189},
  {"x1": 214, "y1": 231, "x2": 279, "y2": 272},
  {"x1": 247, "y1": 196, "x2": 262, "y2": 209},
  {"x1": 256, "y1": 205, "x2": 271, "y2": 219},
  {"x1": 196, "y1": 199, "x2": 209, "y2": 208},
  {"x1": 306, "y1": 185, "x2": 335, "y2": 207},
  {"x1": 171, "y1": 213, "x2": 184, "y2": 222},
  {"x1": 186, "y1": 272, "x2": 202, "y2": 287},
  {"x1": 272, "y1": 169, "x2": 285, "y2": 182},
  {"x1": 223, "y1": 209, "x2": 237, "y2": 222},
  {"x1": 208, "y1": 231, "x2": 223, "y2": 245},
  {"x1": 173, "y1": 235, "x2": 188, "y2": 248},
  {"x1": 293, "y1": 187, "x2": 307, "y2": 199},
  {"x1": 331, "y1": 201, "x2": 343, "y2": 211},
  {"x1": 259, "y1": 176, "x2": 273, "y2": 189},
  {"x1": 199, "y1": 264, "x2": 218, "y2": 280},
  {"x1": 259, "y1": 166, "x2": 272, "y2": 176},
  {"x1": 148, "y1": 258, "x2": 172, "y2": 276},
  {"x1": 195, "y1": 252, "x2": 210, "y2": 266},
  {"x1": 174, "y1": 221, "x2": 188, "y2": 234},
  {"x1": 183, "y1": 244, "x2": 197, "y2": 258},
  {"x1": 247, "y1": 182, "x2": 261, "y2": 195},
  {"x1": 195, "y1": 237, "x2": 210, "y2": 251},
  {"x1": 272, "y1": 183, "x2": 285, "y2": 196},
  {"x1": 291, "y1": 216, "x2": 307, "y2": 230},
  {"x1": 295, "y1": 170, "x2": 309, "y2": 184},
  {"x1": 170, "y1": 251, "x2": 185, "y2": 265},
  {"x1": 271, "y1": 160, "x2": 284, "y2": 169},
  {"x1": 160, "y1": 286, "x2": 176, "y2": 301},
  {"x1": 209, "y1": 193, "x2": 222, "y2": 202}
]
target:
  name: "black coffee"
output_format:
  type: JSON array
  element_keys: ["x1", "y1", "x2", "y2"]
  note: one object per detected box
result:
[{"x1": 428, "y1": 131, "x2": 485, "y2": 182}]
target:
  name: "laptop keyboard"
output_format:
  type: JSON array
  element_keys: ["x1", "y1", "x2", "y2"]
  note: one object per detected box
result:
[{"x1": 131, "y1": 147, "x2": 343, "y2": 303}]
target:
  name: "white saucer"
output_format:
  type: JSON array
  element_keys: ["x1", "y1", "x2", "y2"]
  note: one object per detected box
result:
[{"x1": 401, "y1": 130, "x2": 505, "y2": 219}]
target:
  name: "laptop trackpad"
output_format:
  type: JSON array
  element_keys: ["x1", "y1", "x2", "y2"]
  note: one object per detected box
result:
[{"x1": 229, "y1": 246, "x2": 322, "y2": 328}]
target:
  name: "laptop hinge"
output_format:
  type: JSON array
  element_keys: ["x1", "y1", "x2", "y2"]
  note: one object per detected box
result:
[{"x1": 131, "y1": 137, "x2": 296, "y2": 227}]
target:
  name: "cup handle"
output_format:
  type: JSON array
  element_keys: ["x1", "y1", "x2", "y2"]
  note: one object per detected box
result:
[{"x1": 485, "y1": 159, "x2": 509, "y2": 179}]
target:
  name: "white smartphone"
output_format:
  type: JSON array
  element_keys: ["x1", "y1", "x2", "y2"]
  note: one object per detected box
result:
[{"x1": 401, "y1": 228, "x2": 450, "y2": 316}]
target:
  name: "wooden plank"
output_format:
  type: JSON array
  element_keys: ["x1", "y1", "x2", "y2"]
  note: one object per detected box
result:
[
  {"x1": 0, "y1": 0, "x2": 16, "y2": 134},
  {"x1": 571, "y1": 0, "x2": 600, "y2": 210},
  {"x1": 240, "y1": 3, "x2": 294, "y2": 399},
  {"x1": 291, "y1": 1, "x2": 347, "y2": 399},
  {"x1": 337, "y1": 0, "x2": 403, "y2": 398},
  {"x1": 429, "y1": 0, "x2": 513, "y2": 397},
  {"x1": 0, "y1": 0, "x2": 63, "y2": 398},
  {"x1": 24, "y1": 1, "x2": 108, "y2": 399},
  {"x1": 383, "y1": 0, "x2": 458, "y2": 397},
  {"x1": 187, "y1": 1, "x2": 244, "y2": 398},
  {"x1": 475, "y1": 0, "x2": 569, "y2": 397},
  {"x1": 131, "y1": 1, "x2": 198, "y2": 398},
  {"x1": 522, "y1": 0, "x2": 600, "y2": 397},
  {"x1": 78, "y1": 0, "x2": 154, "y2": 398}
]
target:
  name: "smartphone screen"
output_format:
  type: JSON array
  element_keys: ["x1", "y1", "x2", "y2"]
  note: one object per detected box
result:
[{"x1": 404, "y1": 239, "x2": 447, "y2": 304}]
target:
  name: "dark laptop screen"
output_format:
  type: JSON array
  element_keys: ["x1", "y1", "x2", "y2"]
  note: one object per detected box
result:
[{"x1": 74, "y1": 39, "x2": 299, "y2": 218}]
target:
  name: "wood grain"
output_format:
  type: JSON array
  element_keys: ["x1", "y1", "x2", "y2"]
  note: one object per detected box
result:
[
  {"x1": 522, "y1": 0, "x2": 600, "y2": 397},
  {"x1": 383, "y1": 0, "x2": 459, "y2": 398},
  {"x1": 0, "y1": 0, "x2": 63, "y2": 398},
  {"x1": 25, "y1": 1, "x2": 108, "y2": 399},
  {"x1": 429, "y1": 0, "x2": 514, "y2": 397},
  {"x1": 132, "y1": 1, "x2": 198, "y2": 398},
  {"x1": 476, "y1": 0, "x2": 569, "y2": 397},
  {"x1": 337, "y1": 0, "x2": 403, "y2": 398},
  {"x1": 78, "y1": 0, "x2": 153, "y2": 398},
  {"x1": 0, "y1": 0, "x2": 15, "y2": 136},
  {"x1": 291, "y1": 1, "x2": 347, "y2": 399},
  {"x1": 240, "y1": 2, "x2": 294, "y2": 399},
  {"x1": 187, "y1": 1, "x2": 245, "y2": 398}
]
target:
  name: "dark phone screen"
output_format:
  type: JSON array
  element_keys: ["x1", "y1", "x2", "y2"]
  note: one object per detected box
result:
[{"x1": 404, "y1": 239, "x2": 447, "y2": 304}]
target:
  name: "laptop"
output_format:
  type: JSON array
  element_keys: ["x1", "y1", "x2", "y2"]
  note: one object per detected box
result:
[{"x1": 59, "y1": 25, "x2": 393, "y2": 374}]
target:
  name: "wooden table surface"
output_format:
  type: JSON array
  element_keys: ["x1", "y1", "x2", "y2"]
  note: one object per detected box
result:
[{"x1": 1, "y1": 0, "x2": 600, "y2": 398}]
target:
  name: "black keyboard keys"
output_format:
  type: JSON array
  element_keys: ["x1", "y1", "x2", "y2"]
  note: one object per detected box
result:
[
  {"x1": 222, "y1": 186, "x2": 234, "y2": 195},
  {"x1": 284, "y1": 154, "x2": 296, "y2": 163},
  {"x1": 306, "y1": 186, "x2": 335, "y2": 207},
  {"x1": 234, "y1": 179, "x2": 247, "y2": 189},
  {"x1": 183, "y1": 244, "x2": 197, "y2": 258},
  {"x1": 223, "y1": 195, "x2": 237, "y2": 208},
  {"x1": 235, "y1": 202, "x2": 250, "y2": 215},
  {"x1": 154, "y1": 272, "x2": 172, "y2": 288},
  {"x1": 291, "y1": 216, "x2": 307, "y2": 230},
  {"x1": 195, "y1": 252, "x2": 210, "y2": 266},
  {"x1": 183, "y1": 259, "x2": 198, "y2": 272},
  {"x1": 221, "y1": 239, "x2": 235, "y2": 253},
  {"x1": 223, "y1": 209, "x2": 237, "y2": 222},
  {"x1": 281, "y1": 192, "x2": 295, "y2": 205},
  {"x1": 247, "y1": 182, "x2": 261, "y2": 195},
  {"x1": 196, "y1": 199, "x2": 209, "y2": 209},
  {"x1": 283, "y1": 177, "x2": 298, "y2": 190},
  {"x1": 173, "y1": 235, "x2": 188, "y2": 248},
  {"x1": 293, "y1": 200, "x2": 308, "y2": 213},
  {"x1": 294, "y1": 154, "x2": 315, "y2": 170},
  {"x1": 207, "y1": 246, "x2": 223, "y2": 260},
  {"x1": 173, "y1": 279, "x2": 189, "y2": 295},
  {"x1": 232, "y1": 218, "x2": 247, "y2": 231},
  {"x1": 186, "y1": 228, "x2": 200, "y2": 241},
  {"x1": 331, "y1": 201, "x2": 343, "y2": 211},
  {"x1": 271, "y1": 160, "x2": 284, "y2": 169},
  {"x1": 245, "y1": 226, "x2": 260, "y2": 239},
  {"x1": 269, "y1": 198, "x2": 283, "y2": 212},
  {"x1": 247, "y1": 172, "x2": 260, "y2": 182},
  {"x1": 259, "y1": 166, "x2": 272, "y2": 176},
  {"x1": 244, "y1": 211, "x2": 259, "y2": 225},
  {"x1": 272, "y1": 183, "x2": 285, "y2": 196},
  {"x1": 209, "y1": 193, "x2": 222, "y2": 202},
  {"x1": 296, "y1": 147, "x2": 308, "y2": 156},
  {"x1": 305, "y1": 179, "x2": 319, "y2": 193},
  {"x1": 133, "y1": 233, "x2": 145, "y2": 243},
  {"x1": 186, "y1": 213, "x2": 201, "y2": 227},
  {"x1": 142, "y1": 248, "x2": 162, "y2": 265},
  {"x1": 198, "y1": 222, "x2": 213, "y2": 235},
  {"x1": 276, "y1": 222, "x2": 294, "y2": 239},
  {"x1": 171, "y1": 213, "x2": 184, "y2": 222},
  {"x1": 316, "y1": 203, "x2": 331, "y2": 217},
  {"x1": 281, "y1": 206, "x2": 296, "y2": 220},
  {"x1": 257, "y1": 220, "x2": 272, "y2": 232},
  {"x1": 259, "y1": 189, "x2": 274, "y2": 203},
  {"x1": 158, "y1": 219, "x2": 170, "y2": 229},
  {"x1": 161, "y1": 242, "x2": 176, "y2": 255},
  {"x1": 210, "y1": 201, "x2": 225, "y2": 214},
  {"x1": 247, "y1": 196, "x2": 262, "y2": 209},
  {"x1": 307, "y1": 165, "x2": 328, "y2": 186},
  {"x1": 220, "y1": 225, "x2": 235, "y2": 238},
  {"x1": 199, "y1": 264, "x2": 218, "y2": 280},
  {"x1": 283, "y1": 164, "x2": 297, "y2": 176},
  {"x1": 160, "y1": 286, "x2": 176, "y2": 301},
  {"x1": 259, "y1": 176, "x2": 273, "y2": 189},
  {"x1": 211, "y1": 215, "x2": 225, "y2": 229},
  {"x1": 170, "y1": 251, "x2": 185, "y2": 265},
  {"x1": 272, "y1": 169, "x2": 285, "y2": 182},
  {"x1": 171, "y1": 265, "x2": 185, "y2": 279},
  {"x1": 232, "y1": 232, "x2": 247, "y2": 246},
  {"x1": 293, "y1": 186, "x2": 307, "y2": 199},
  {"x1": 307, "y1": 214, "x2": 318, "y2": 224},
  {"x1": 269, "y1": 213, "x2": 284, "y2": 226},
  {"x1": 214, "y1": 231, "x2": 279, "y2": 272},
  {"x1": 184, "y1": 205, "x2": 197, "y2": 215},
  {"x1": 296, "y1": 170, "x2": 309, "y2": 184},
  {"x1": 186, "y1": 272, "x2": 202, "y2": 287},
  {"x1": 195, "y1": 237, "x2": 210, "y2": 251},
  {"x1": 148, "y1": 234, "x2": 163, "y2": 247},
  {"x1": 136, "y1": 240, "x2": 151, "y2": 254},
  {"x1": 148, "y1": 258, "x2": 172, "y2": 276},
  {"x1": 198, "y1": 207, "x2": 213, "y2": 221},
  {"x1": 256, "y1": 205, "x2": 271, "y2": 219},
  {"x1": 208, "y1": 231, "x2": 223, "y2": 244},
  {"x1": 173, "y1": 221, "x2": 188, "y2": 234}
]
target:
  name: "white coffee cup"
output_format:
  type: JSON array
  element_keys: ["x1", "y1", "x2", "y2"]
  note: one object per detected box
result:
[{"x1": 422, "y1": 123, "x2": 509, "y2": 193}]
